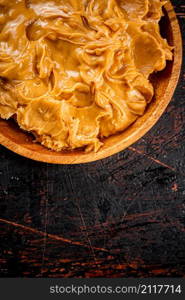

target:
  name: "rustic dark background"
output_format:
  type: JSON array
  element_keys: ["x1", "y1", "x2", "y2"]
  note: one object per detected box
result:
[{"x1": 0, "y1": 0, "x2": 185, "y2": 278}]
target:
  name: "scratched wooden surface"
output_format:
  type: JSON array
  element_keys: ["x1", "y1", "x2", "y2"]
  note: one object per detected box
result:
[{"x1": 0, "y1": 0, "x2": 185, "y2": 278}]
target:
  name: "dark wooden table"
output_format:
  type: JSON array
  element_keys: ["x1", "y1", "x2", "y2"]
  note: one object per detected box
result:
[{"x1": 0, "y1": 0, "x2": 185, "y2": 278}]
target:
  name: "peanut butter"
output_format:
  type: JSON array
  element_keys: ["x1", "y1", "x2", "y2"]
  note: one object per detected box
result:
[{"x1": 0, "y1": 0, "x2": 172, "y2": 152}]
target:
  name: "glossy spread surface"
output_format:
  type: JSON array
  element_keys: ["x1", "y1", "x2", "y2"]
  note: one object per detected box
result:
[{"x1": 0, "y1": 0, "x2": 172, "y2": 152}]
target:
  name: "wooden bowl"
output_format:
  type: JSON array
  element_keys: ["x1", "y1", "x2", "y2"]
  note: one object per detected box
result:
[{"x1": 0, "y1": 1, "x2": 182, "y2": 164}]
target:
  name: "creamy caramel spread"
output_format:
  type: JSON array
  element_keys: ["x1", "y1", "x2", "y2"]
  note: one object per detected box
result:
[{"x1": 0, "y1": 0, "x2": 172, "y2": 152}]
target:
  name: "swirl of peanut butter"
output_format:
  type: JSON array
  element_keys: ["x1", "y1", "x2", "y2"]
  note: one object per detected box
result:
[{"x1": 0, "y1": 0, "x2": 172, "y2": 152}]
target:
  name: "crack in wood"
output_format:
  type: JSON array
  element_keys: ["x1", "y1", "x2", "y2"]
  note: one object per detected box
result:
[
  {"x1": 0, "y1": 218, "x2": 108, "y2": 253},
  {"x1": 128, "y1": 147, "x2": 177, "y2": 172}
]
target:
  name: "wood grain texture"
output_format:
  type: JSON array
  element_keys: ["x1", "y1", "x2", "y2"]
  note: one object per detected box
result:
[
  {"x1": 0, "y1": 0, "x2": 185, "y2": 278},
  {"x1": 0, "y1": 1, "x2": 182, "y2": 164}
]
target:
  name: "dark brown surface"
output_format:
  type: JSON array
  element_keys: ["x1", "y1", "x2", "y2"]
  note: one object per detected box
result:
[{"x1": 0, "y1": 0, "x2": 185, "y2": 278}]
